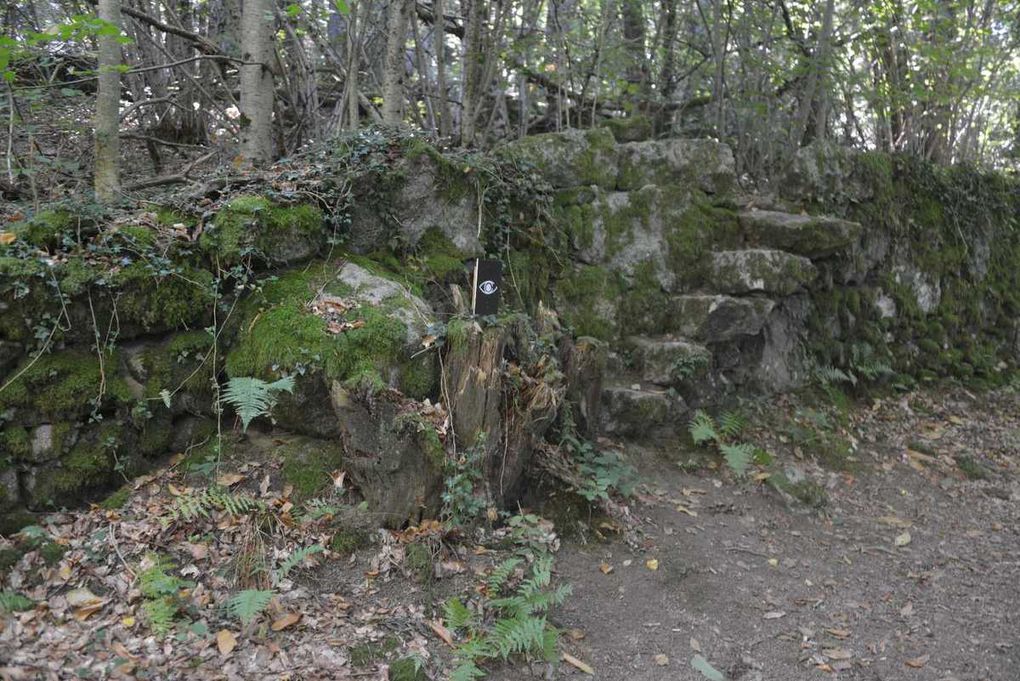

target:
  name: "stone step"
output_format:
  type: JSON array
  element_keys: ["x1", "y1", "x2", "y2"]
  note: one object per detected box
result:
[
  {"x1": 664, "y1": 294, "x2": 774, "y2": 343},
  {"x1": 738, "y1": 209, "x2": 861, "y2": 258},
  {"x1": 621, "y1": 335, "x2": 712, "y2": 388},
  {"x1": 600, "y1": 383, "x2": 688, "y2": 440},
  {"x1": 706, "y1": 249, "x2": 818, "y2": 296}
]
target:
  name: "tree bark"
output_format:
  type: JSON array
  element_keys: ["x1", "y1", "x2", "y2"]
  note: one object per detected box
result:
[
  {"x1": 239, "y1": 0, "x2": 275, "y2": 166},
  {"x1": 460, "y1": 0, "x2": 486, "y2": 145},
  {"x1": 381, "y1": 0, "x2": 412, "y2": 126},
  {"x1": 94, "y1": 0, "x2": 122, "y2": 203}
]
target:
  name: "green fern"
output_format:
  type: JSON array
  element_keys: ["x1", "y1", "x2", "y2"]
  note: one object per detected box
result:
[
  {"x1": 272, "y1": 544, "x2": 324, "y2": 586},
  {"x1": 814, "y1": 363, "x2": 856, "y2": 386},
  {"x1": 142, "y1": 597, "x2": 178, "y2": 635},
  {"x1": 221, "y1": 376, "x2": 295, "y2": 432},
  {"x1": 485, "y1": 558, "x2": 522, "y2": 594},
  {"x1": 450, "y1": 658, "x2": 487, "y2": 681},
  {"x1": 444, "y1": 598, "x2": 476, "y2": 630},
  {"x1": 0, "y1": 591, "x2": 34, "y2": 613},
  {"x1": 226, "y1": 589, "x2": 274, "y2": 624},
  {"x1": 689, "y1": 410, "x2": 718, "y2": 445},
  {"x1": 169, "y1": 488, "x2": 265, "y2": 522},
  {"x1": 718, "y1": 411, "x2": 747, "y2": 439},
  {"x1": 491, "y1": 615, "x2": 548, "y2": 659},
  {"x1": 720, "y1": 443, "x2": 754, "y2": 476}
]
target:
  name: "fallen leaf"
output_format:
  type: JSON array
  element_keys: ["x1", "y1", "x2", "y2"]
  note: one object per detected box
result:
[
  {"x1": 216, "y1": 629, "x2": 237, "y2": 656},
  {"x1": 877, "y1": 515, "x2": 913, "y2": 528},
  {"x1": 216, "y1": 472, "x2": 244, "y2": 487},
  {"x1": 0, "y1": 232, "x2": 16, "y2": 246},
  {"x1": 900, "y1": 602, "x2": 914, "y2": 617},
  {"x1": 823, "y1": 648, "x2": 852, "y2": 660},
  {"x1": 763, "y1": 610, "x2": 786, "y2": 620},
  {"x1": 599, "y1": 562, "x2": 614, "y2": 575},
  {"x1": 654, "y1": 654, "x2": 669, "y2": 666},
  {"x1": 566, "y1": 628, "x2": 586, "y2": 641},
  {"x1": 271, "y1": 613, "x2": 301, "y2": 631},
  {"x1": 894, "y1": 532, "x2": 912, "y2": 547},
  {"x1": 429, "y1": 620, "x2": 454, "y2": 647},
  {"x1": 690, "y1": 637, "x2": 701, "y2": 652},
  {"x1": 905, "y1": 654, "x2": 929, "y2": 668},
  {"x1": 691, "y1": 654, "x2": 725, "y2": 680},
  {"x1": 826, "y1": 628, "x2": 851, "y2": 639},
  {"x1": 645, "y1": 559, "x2": 659, "y2": 571},
  {"x1": 562, "y1": 652, "x2": 594, "y2": 675}
]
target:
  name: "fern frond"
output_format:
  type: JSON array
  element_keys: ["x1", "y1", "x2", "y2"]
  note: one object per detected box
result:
[
  {"x1": 689, "y1": 410, "x2": 718, "y2": 445},
  {"x1": 142, "y1": 597, "x2": 178, "y2": 635},
  {"x1": 221, "y1": 376, "x2": 296, "y2": 432},
  {"x1": 814, "y1": 364, "x2": 856, "y2": 386},
  {"x1": 718, "y1": 411, "x2": 747, "y2": 439},
  {"x1": 720, "y1": 442, "x2": 754, "y2": 476},
  {"x1": 491, "y1": 615, "x2": 547, "y2": 659},
  {"x1": 273, "y1": 544, "x2": 324, "y2": 586},
  {"x1": 226, "y1": 589, "x2": 274, "y2": 624},
  {"x1": 0, "y1": 591, "x2": 34, "y2": 613},
  {"x1": 444, "y1": 598, "x2": 475, "y2": 631},
  {"x1": 450, "y1": 658, "x2": 487, "y2": 681},
  {"x1": 170, "y1": 488, "x2": 265, "y2": 522},
  {"x1": 485, "y1": 558, "x2": 522, "y2": 594}
]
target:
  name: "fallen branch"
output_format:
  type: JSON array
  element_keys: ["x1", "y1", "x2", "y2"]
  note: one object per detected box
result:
[{"x1": 124, "y1": 151, "x2": 217, "y2": 191}]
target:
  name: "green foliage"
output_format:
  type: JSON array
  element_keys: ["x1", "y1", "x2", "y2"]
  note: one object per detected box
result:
[
  {"x1": 562, "y1": 435, "x2": 637, "y2": 502},
  {"x1": 138, "y1": 554, "x2": 193, "y2": 635},
  {"x1": 444, "y1": 553, "x2": 569, "y2": 680},
  {"x1": 221, "y1": 375, "x2": 295, "y2": 432},
  {"x1": 687, "y1": 410, "x2": 757, "y2": 477},
  {"x1": 0, "y1": 591, "x2": 35, "y2": 613},
  {"x1": 273, "y1": 544, "x2": 324, "y2": 586},
  {"x1": 226, "y1": 589, "x2": 274, "y2": 625},
  {"x1": 168, "y1": 487, "x2": 266, "y2": 522},
  {"x1": 442, "y1": 439, "x2": 487, "y2": 526}
]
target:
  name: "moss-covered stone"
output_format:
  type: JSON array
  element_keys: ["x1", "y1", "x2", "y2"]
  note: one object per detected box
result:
[
  {"x1": 202, "y1": 196, "x2": 325, "y2": 266},
  {"x1": 602, "y1": 115, "x2": 653, "y2": 143},
  {"x1": 498, "y1": 127, "x2": 618, "y2": 189},
  {"x1": 100, "y1": 485, "x2": 132, "y2": 510},
  {"x1": 276, "y1": 437, "x2": 345, "y2": 502},
  {"x1": 0, "y1": 350, "x2": 131, "y2": 422},
  {"x1": 554, "y1": 265, "x2": 622, "y2": 340},
  {"x1": 330, "y1": 527, "x2": 371, "y2": 556},
  {"x1": 388, "y1": 657, "x2": 427, "y2": 681}
]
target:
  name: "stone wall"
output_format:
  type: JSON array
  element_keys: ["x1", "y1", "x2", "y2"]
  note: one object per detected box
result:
[{"x1": 2, "y1": 129, "x2": 1017, "y2": 530}]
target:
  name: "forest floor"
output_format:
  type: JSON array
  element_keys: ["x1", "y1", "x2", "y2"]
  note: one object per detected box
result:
[{"x1": 1, "y1": 385, "x2": 1018, "y2": 681}]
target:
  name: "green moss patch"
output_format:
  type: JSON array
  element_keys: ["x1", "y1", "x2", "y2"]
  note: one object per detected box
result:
[{"x1": 202, "y1": 196, "x2": 325, "y2": 265}]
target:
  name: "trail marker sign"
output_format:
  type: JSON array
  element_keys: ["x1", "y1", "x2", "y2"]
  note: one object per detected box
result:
[{"x1": 471, "y1": 259, "x2": 502, "y2": 316}]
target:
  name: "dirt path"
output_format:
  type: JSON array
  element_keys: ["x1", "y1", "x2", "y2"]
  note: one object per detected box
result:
[{"x1": 549, "y1": 390, "x2": 1020, "y2": 681}]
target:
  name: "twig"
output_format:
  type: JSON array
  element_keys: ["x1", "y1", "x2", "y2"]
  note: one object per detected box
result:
[
  {"x1": 109, "y1": 522, "x2": 137, "y2": 582},
  {"x1": 124, "y1": 151, "x2": 217, "y2": 191}
]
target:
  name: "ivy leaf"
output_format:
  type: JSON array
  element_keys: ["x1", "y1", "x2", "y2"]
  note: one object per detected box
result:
[{"x1": 691, "y1": 654, "x2": 725, "y2": 681}]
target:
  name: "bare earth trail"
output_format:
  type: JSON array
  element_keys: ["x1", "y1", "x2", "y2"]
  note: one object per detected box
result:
[{"x1": 545, "y1": 389, "x2": 1020, "y2": 681}]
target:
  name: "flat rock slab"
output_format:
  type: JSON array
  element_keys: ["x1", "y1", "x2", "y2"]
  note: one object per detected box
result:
[
  {"x1": 616, "y1": 138, "x2": 735, "y2": 194},
  {"x1": 739, "y1": 210, "x2": 861, "y2": 258},
  {"x1": 622, "y1": 335, "x2": 712, "y2": 388},
  {"x1": 708, "y1": 249, "x2": 817, "y2": 296},
  {"x1": 600, "y1": 385, "x2": 687, "y2": 439},
  {"x1": 668, "y1": 295, "x2": 775, "y2": 342}
]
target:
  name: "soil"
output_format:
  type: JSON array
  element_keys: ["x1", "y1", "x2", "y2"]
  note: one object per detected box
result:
[
  {"x1": 545, "y1": 387, "x2": 1020, "y2": 681},
  {"x1": 1, "y1": 386, "x2": 1018, "y2": 681}
]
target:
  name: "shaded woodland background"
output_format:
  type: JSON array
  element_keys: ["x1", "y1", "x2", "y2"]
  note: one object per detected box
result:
[{"x1": 1, "y1": 0, "x2": 1019, "y2": 205}]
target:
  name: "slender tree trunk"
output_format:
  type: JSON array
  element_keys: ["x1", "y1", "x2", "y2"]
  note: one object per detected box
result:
[
  {"x1": 460, "y1": 0, "x2": 486, "y2": 145},
  {"x1": 95, "y1": 0, "x2": 122, "y2": 203},
  {"x1": 239, "y1": 0, "x2": 274, "y2": 166},
  {"x1": 381, "y1": 0, "x2": 412, "y2": 126},
  {"x1": 620, "y1": 0, "x2": 648, "y2": 112},
  {"x1": 433, "y1": 0, "x2": 451, "y2": 136}
]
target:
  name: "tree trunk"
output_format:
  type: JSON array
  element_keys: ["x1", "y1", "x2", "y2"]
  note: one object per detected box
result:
[
  {"x1": 460, "y1": 0, "x2": 486, "y2": 145},
  {"x1": 239, "y1": 0, "x2": 275, "y2": 166},
  {"x1": 381, "y1": 0, "x2": 412, "y2": 126},
  {"x1": 94, "y1": 0, "x2": 122, "y2": 203},
  {"x1": 433, "y1": 0, "x2": 451, "y2": 136},
  {"x1": 620, "y1": 0, "x2": 648, "y2": 111}
]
